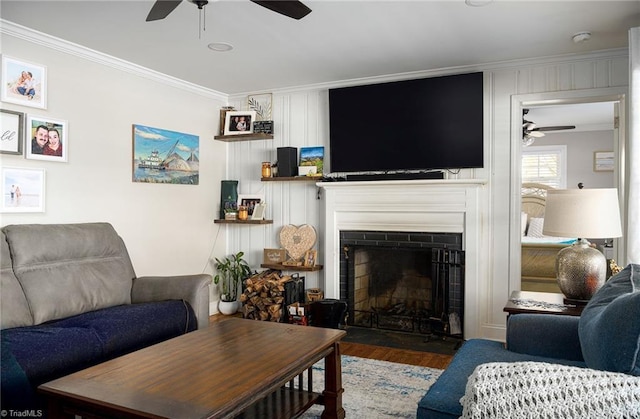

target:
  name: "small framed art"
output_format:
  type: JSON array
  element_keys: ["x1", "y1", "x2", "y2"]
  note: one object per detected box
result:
[
  {"x1": 224, "y1": 111, "x2": 256, "y2": 135},
  {"x1": 237, "y1": 194, "x2": 264, "y2": 216},
  {"x1": 594, "y1": 151, "x2": 614, "y2": 172},
  {"x1": 299, "y1": 146, "x2": 324, "y2": 175},
  {"x1": 251, "y1": 202, "x2": 267, "y2": 220},
  {"x1": 304, "y1": 250, "x2": 317, "y2": 267},
  {"x1": 1, "y1": 167, "x2": 45, "y2": 213},
  {"x1": 0, "y1": 109, "x2": 24, "y2": 155},
  {"x1": 26, "y1": 115, "x2": 68, "y2": 162},
  {"x1": 1, "y1": 56, "x2": 47, "y2": 109}
]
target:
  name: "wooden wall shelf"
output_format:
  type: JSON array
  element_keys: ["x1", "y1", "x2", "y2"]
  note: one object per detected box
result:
[
  {"x1": 260, "y1": 263, "x2": 323, "y2": 272},
  {"x1": 214, "y1": 219, "x2": 273, "y2": 224},
  {"x1": 261, "y1": 176, "x2": 323, "y2": 182},
  {"x1": 214, "y1": 133, "x2": 273, "y2": 142}
]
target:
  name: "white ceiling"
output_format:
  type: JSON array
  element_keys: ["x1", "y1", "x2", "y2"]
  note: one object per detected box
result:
[{"x1": 1, "y1": 1, "x2": 637, "y2": 128}]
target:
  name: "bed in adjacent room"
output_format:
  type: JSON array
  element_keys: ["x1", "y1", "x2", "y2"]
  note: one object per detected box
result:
[{"x1": 520, "y1": 183, "x2": 576, "y2": 293}]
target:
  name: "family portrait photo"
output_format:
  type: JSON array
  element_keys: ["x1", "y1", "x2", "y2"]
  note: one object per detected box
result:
[
  {"x1": 1, "y1": 167, "x2": 46, "y2": 213},
  {"x1": 1, "y1": 56, "x2": 47, "y2": 109},
  {"x1": 26, "y1": 115, "x2": 68, "y2": 162}
]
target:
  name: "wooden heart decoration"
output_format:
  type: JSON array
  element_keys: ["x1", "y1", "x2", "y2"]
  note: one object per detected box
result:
[{"x1": 279, "y1": 224, "x2": 317, "y2": 261}]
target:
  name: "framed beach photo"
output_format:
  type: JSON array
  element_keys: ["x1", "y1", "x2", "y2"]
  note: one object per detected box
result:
[
  {"x1": 1, "y1": 56, "x2": 47, "y2": 109},
  {"x1": 0, "y1": 109, "x2": 24, "y2": 155},
  {"x1": 224, "y1": 111, "x2": 256, "y2": 135},
  {"x1": 1, "y1": 167, "x2": 45, "y2": 213},
  {"x1": 237, "y1": 194, "x2": 264, "y2": 216},
  {"x1": 26, "y1": 115, "x2": 68, "y2": 162}
]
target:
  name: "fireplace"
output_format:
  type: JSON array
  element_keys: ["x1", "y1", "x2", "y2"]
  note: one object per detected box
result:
[
  {"x1": 339, "y1": 230, "x2": 464, "y2": 337},
  {"x1": 319, "y1": 179, "x2": 486, "y2": 339}
]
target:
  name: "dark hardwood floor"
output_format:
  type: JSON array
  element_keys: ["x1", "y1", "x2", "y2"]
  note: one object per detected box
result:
[{"x1": 210, "y1": 315, "x2": 453, "y2": 370}]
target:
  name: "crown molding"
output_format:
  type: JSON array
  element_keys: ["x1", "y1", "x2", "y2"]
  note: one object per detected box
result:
[{"x1": 0, "y1": 19, "x2": 228, "y2": 103}]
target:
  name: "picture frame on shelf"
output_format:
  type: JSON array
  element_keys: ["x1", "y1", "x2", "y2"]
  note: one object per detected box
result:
[
  {"x1": 263, "y1": 248, "x2": 286, "y2": 264},
  {"x1": 247, "y1": 93, "x2": 272, "y2": 121},
  {"x1": 593, "y1": 151, "x2": 614, "y2": 172},
  {"x1": 303, "y1": 250, "x2": 317, "y2": 267},
  {"x1": 299, "y1": 146, "x2": 324, "y2": 175},
  {"x1": 1, "y1": 56, "x2": 47, "y2": 109},
  {"x1": 26, "y1": 115, "x2": 68, "y2": 162},
  {"x1": 1, "y1": 167, "x2": 46, "y2": 213},
  {"x1": 251, "y1": 202, "x2": 267, "y2": 220},
  {"x1": 0, "y1": 109, "x2": 24, "y2": 155},
  {"x1": 237, "y1": 194, "x2": 264, "y2": 216},
  {"x1": 223, "y1": 111, "x2": 256, "y2": 135}
]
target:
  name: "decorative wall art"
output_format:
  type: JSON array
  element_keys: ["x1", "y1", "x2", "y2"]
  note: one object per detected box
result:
[
  {"x1": 247, "y1": 93, "x2": 272, "y2": 121},
  {"x1": 594, "y1": 151, "x2": 614, "y2": 172},
  {"x1": 1, "y1": 167, "x2": 45, "y2": 213},
  {"x1": 224, "y1": 111, "x2": 256, "y2": 135},
  {"x1": 237, "y1": 194, "x2": 264, "y2": 216},
  {"x1": 299, "y1": 146, "x2": 324, "y2": 175},
  {"x1": 279, "y1": 224, "x2": 317, "y2": 262},
  {"x1": 0, "y1": 109, "x2": 24, "y2": 155},
  {"x1": 26, "y1": 115, "x2": 68, "y2": 162},
  {"x1": 1, "y1": 56, "x2": 47, "y2": 109},
  {"x1": 132, "y1": 124, "x2": 200, "y2": 185}
]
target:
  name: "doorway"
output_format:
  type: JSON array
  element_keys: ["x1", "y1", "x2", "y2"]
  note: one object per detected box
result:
[{"x1": 509, "y1": 87, "x2": 627, "y2": 292}]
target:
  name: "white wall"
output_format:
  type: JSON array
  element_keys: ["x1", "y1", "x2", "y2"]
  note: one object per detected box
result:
[{"x1": 0, "y1": 33, "x2": 228, "y2": 304}]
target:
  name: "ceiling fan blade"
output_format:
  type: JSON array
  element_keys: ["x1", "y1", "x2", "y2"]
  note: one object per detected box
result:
[
  {"x1": 534, "y1": 125, "x2": 576, "y2": 132},
  {"x1": 146, "y1": 0, "x2": 183, "y2": 22},
  {"x1": 250, "y1": 1, "x2": 312, "y2": 20}
]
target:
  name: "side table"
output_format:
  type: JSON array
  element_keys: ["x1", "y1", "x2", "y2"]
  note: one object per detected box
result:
[{"x1": 504, "y1": 290, "x2": 584, "y2": 317}]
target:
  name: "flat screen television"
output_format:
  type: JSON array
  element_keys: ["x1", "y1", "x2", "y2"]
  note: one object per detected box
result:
[{"x1": 329, "y1": 72, "x2": 484, "y2": 176}]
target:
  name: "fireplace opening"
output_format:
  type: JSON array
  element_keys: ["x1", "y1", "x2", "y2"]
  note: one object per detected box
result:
[{"x1": 339, "y1": 231, "x2": 464, "y2": 338}]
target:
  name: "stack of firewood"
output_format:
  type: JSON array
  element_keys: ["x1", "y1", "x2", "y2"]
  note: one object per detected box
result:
[{"x1": 241, "y1": 270, "x2": 294, "y2": 322}]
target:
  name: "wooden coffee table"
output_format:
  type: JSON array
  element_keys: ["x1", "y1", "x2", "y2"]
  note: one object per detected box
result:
[{"x1": 39, "y1": 318, "x2": 346, "y2": 418}]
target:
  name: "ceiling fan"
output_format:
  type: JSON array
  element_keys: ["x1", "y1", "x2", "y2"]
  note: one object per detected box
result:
[
  {"x1": 522, "y1": 108, "x2": 576, "y2": 146},
  {"x1": 146, "y1": 0, "x2": 312, "y2": 22}
]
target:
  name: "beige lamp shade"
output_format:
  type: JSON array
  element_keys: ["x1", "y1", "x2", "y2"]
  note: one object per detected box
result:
[{"x1": 542, "y1": 188, "x2": 622, "y2": 239}]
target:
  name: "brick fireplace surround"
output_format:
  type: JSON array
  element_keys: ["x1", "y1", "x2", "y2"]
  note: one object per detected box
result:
[{"x1": 319, "y1": 179, "x2": 486, "y2": 339}]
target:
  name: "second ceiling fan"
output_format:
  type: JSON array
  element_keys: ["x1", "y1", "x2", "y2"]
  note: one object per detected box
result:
[
  {"x1": 146, "y1": 0, "x2": 312, "y2": 22},
  {"x1": 522, "y1": 108, "x2": 576, "y2": 146}
]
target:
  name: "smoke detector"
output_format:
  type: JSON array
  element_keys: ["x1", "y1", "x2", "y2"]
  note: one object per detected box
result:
[{"x1": 572, "y1": 31, "x2": 592, "y2": 43}]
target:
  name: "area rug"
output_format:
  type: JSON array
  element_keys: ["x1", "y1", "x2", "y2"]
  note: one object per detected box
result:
[{"x1": 300, "y1": 355, "x2": 442, "y2": 418}]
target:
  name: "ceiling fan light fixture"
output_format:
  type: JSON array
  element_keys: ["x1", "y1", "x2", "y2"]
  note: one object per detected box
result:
[
  {"x1": 208, "y1": 42, "x2": 234, "y2": 52},
  {"x1": 572, "y1": 31, "x2": 592, "y2": 43}
]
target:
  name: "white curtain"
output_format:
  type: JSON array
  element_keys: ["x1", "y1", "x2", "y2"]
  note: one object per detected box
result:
[{"x1": 628, "y1": 27, "x2": 640, "y2": 264}]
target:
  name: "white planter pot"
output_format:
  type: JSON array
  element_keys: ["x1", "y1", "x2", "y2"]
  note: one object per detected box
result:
[{"x1": 218, "y1": 300, "x2": 239, "y2": 315}]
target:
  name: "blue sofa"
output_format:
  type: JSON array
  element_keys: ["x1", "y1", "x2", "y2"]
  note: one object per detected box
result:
[
  {"x1": 418, "y1": 263, "x2": 640, "y2": 418},
  {"x1": 0, "y1": 223, "x2": 212, "y2": 412}
]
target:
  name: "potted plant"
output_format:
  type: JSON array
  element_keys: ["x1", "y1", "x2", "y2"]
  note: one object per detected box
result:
[{"x1": 214, "y1": 251, "x2": 252, "y2": 315}]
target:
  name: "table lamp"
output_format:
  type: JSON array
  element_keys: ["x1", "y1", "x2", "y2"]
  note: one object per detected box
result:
[{"x1": 542, "y1": 188, "x2": 622, "y2": 303}]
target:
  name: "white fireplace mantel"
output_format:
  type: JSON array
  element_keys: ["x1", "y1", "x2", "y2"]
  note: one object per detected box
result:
[{"x1": 318, "y1": 179, "x2": 488, "y2": 339}]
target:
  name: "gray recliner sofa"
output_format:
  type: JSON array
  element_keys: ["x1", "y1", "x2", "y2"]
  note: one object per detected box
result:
[{"x1": 1, "y1": 222, "x2": 212, "y2": 412}]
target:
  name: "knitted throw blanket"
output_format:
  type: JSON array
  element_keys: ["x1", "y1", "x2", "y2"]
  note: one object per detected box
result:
[{"x1": 460, "y1": 362, "x2": 640, "y2": 419}]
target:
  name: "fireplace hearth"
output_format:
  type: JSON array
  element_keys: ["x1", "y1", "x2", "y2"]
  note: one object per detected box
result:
[{"x1": 339, "y1": 230, "x2": 464, "y2": 338}]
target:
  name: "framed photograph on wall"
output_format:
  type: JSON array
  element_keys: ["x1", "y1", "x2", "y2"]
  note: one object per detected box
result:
[
  {"x1": 594, "y1": 151, "x2": 614, "y2": 172},
  {"x1": 237, "y1": 194, "x2": 264, "y2": 216},
  {"x1": 1, "y1": 56, "x2": 47, "y2": 109},
  {"x1": 224, "y1": 111, "x2": 256, "y2": 135},
  {"x1": 0, "y1": 109, "x2": 24, "y2": 155},
  {"x1": 1, "y1": 167, "x2": 45, "y2": 213},
  {"x1": 26, "y1": 115, "x2": 68, "y2": 162}
]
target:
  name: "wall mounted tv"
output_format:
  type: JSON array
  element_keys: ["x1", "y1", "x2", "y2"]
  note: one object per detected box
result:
[{"x1": 329, "y1": 72, "x2": 484, "y2": 177}]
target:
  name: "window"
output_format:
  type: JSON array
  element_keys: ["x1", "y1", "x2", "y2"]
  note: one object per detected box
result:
[{"x1": 522, "y1": 145, "x2": 567, "y2": 188}]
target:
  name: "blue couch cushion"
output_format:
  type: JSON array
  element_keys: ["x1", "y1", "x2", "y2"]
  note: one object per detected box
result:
[
  {"x1": 1, "y1": 300, "x2": 196, "y2": 411},
  {"x1": 579, "y1": 263, "x2": 640, "y2": 375},
  {"x1": 416, "y1": 338, "x2": 586, "y2": 419}
]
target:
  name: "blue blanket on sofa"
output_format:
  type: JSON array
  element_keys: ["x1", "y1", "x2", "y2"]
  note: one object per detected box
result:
[{"x1": 1, "y1": 300, "x2": 197, "y2": 411}]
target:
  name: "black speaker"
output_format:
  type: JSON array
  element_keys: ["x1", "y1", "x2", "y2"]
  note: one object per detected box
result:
[{"x1": 277, "y1": 147, "x2": 298, "y2": 177}]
